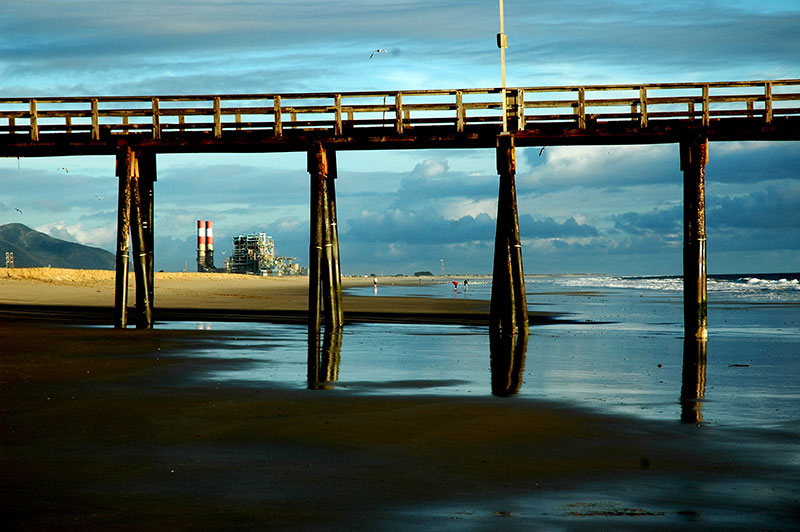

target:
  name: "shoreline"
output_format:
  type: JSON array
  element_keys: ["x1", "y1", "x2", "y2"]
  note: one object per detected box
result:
[{"x1": 0, "y1": 267, "x2": 569, "y2": 326}]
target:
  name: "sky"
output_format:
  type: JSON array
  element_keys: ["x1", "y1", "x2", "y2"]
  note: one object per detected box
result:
[{"x1": 1, "y1": 0, "x2": 799, "y2": 275}]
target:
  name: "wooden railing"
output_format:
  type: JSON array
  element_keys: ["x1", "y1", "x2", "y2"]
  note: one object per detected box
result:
[{"x1": 1, "y1": 80, "x2": 798, "y2": 142}]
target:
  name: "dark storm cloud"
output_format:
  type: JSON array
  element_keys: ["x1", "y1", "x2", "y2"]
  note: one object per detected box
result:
[
  {"x1": 613, "y1": 206, "x2": 681, "y2": 236},
  {"x1": 612, "y1": 180, "x2": 800, "y2": 254},
  {"x1": 706, "y1": 142, "x2": 800, "y2": 184},
  {"x1": 710, "y1": 181, "x2": 800, "y2": 230},
  {"x1": 341, "y1": 207, "x2": 598, "y2": 245}
]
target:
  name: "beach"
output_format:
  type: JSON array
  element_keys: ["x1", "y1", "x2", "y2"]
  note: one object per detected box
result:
[{"x1": 1, "y1": 269, "x2": 798, "y2": 530}]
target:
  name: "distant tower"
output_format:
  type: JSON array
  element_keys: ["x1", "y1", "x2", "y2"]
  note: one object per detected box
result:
[
  {"x1": 205, "y1": 220, "x2": 215, "y2": 270},
  {"x1": 197, "y1": 220, "x2": 206, "y2": 272}
]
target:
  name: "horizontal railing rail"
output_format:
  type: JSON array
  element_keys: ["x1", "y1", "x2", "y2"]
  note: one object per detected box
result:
[{"x1": 1, "y1": 80, "x2": 798, "y2": 142}]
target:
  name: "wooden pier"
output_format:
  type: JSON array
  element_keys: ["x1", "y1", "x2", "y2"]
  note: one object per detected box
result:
[{"x1": 2, "y1": 79, "x2": 799, "y2": 336}]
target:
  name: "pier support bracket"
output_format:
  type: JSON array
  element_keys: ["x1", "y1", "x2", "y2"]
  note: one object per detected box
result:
[
  {"x1": 308, "y1": 142, "x2": 344, "y2": 333},
  {"x1": 490, "y1": 134, "x2": 528, "y2": 335},
  {"x1": 681, "y1": 137, "x2": 708, "y2": 340}
]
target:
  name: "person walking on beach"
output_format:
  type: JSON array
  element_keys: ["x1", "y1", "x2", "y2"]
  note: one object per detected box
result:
[
  {"x1": 463, "y1": 279, "x2": 468, "y2": 290},
  {"x1": 453, "y1": 280, "x2": 459, "y2": 292}
]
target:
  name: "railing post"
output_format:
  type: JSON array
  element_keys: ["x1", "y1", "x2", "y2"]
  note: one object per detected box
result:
[
  {"x1": 29, "y1": 99, "x2": 39, "y2": 141},
  {"x1": 152, "y1": 98, "x2": 161, "y2": 139},
  {"x1": 456, "y1": 90, "x2": 464, "y2": 133},
  {"x1": 702, "y1": 85, "x2": 710, "y2": 127},
  {"x1": 334, "y1": 94, "x2": 343, "y2": 136},
  {"x1": 576, "y1": 88, "x2": 586, "y2": 129},
  {"x1": 765, "y1": 81, "x2": 773, "y2": 124},
  {"x1": 639, "y1": 87, "x2": 648, "y2": 127},
  {"x1": 213, "y1": 97, "x2": 222, "y2": 138},
  {"x1": 91, "y1": 98, "x2": 99, "y2": 140},
  {"x1": 395, "y1": 92, "x2": 404, "y2": 135},
  {"x1": 514, "y1": 88, "x2": 525, "y2": 130},
  {"x1": 681, "y1": 136, "x2": 709, "y2": 340},
  {"x1": 274, "y1": 95, "x2": 282, "y2": 136}
]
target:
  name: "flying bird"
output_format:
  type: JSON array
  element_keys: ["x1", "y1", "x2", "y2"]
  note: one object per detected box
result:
[
  {"x1": 369, "y1": 49, "x2": 389, "y2": 59},
  {"x1": 58, "y1": 167, "x2": 69, "y2": 173},
  {"x1": 15, "y1": 208, "x2": 23, "y2": 213},
  {"x1": 95, "y1": 195, "x2": 104, "y2": 200}
]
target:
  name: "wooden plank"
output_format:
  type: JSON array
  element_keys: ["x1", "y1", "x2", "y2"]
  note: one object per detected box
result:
[{"x1": 702, "y1": 85, "x2": 710, "y2": 127}]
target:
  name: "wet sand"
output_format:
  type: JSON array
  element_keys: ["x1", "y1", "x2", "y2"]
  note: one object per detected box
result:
[{"x1": 1, "y1": 269, "x2": 798, "y2": 530}]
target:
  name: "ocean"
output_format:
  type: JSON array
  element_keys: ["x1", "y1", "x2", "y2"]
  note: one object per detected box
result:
[{"x1": 165, "y1": 273, "x2": 800, "y2": 431}]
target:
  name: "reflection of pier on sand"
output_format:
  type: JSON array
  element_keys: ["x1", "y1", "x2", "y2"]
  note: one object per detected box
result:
[
  {"x1": 489, "y1": 331, "x2": 528, "y2": 397},
  {"x1": 308, "y1": 329, "x2": 342, "y2": 390},
  {"x1": 680, "y1": 336, "x2": 708, "y2": 424},
  {"x1": 307, "y1": 327, "x2": 711, "y2": 423}
]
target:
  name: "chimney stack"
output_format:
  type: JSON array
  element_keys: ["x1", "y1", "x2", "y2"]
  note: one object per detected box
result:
[
  {"x1": 197, "y1": 220, "x2": 206, "y2": 272},
  {"x1": 205, "y1": 220, "x2": 214, "y2": 270}
]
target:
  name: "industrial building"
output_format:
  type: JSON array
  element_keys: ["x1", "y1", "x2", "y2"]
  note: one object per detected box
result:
[
  {"x1": 228, "y1": 232, "x2": 303, "y2": 276},
  {"x1": 196, "y1": 220, "x2": 303, "y2": 276}
]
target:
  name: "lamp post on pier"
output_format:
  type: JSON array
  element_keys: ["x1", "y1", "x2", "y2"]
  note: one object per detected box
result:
[{"x1": 498, "y1": 0, "x2": 508, "y2": 133}]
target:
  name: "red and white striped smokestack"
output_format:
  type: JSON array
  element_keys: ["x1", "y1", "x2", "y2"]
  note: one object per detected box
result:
[
  {"x1": 197, "y1": 220, "x2": 207, "y2": 251},
  {"x1": 205, "y1": 221, "x2": 213, "y2": 252},
  {"x1": 205, "y1": 220, "x2": 215, "y2": 269}
]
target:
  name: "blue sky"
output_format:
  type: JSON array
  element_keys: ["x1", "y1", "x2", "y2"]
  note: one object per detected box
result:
[{"x1": 1, "y1": 0, "x2": 798, "y2": 275}]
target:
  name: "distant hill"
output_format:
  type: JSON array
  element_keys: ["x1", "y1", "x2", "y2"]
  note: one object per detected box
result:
[{"x1": 0, "y1": 223, "x2": 115, "y2": 270}]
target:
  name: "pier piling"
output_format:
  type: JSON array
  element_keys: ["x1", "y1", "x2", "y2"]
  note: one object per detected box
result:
[
  {"x1": 308, "y1": 142, "x2": 343, "y2": 332},
  {"x1": 114, "y1": 147, "x2": 132, "y2": 329},
  {"x1": 681, "y1": 137, "x2": 708, "y2": 340},
  {"x1": 490, "y1": 134, "x2": 528, "y2": 335},
  {"x1": 114, "y1": 147, "x2": 155, "y2": 329}
]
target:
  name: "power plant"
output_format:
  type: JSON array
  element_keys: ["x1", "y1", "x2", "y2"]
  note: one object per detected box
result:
[{"x1": 196, "y1": 220, "x2": 304, "y2": 276}]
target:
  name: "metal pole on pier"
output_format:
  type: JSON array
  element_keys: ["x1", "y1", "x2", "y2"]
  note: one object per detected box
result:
[
  {"x1": 681, "y1": 137, "x2": 708, "y2": 340},
  {"x1": 498, "y1": 0, "x2": 509, "y2": 134}
]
